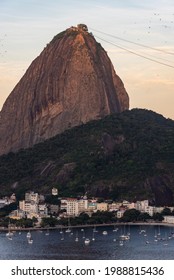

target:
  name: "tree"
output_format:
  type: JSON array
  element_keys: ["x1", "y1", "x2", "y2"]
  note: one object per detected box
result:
[
  {"x1": 161, "y1": 207, "x2": 171, "y2": 216},
  {"x1": 152, "y1": 212, "x2": 164, "y2": 221},
  {"x1": 138, "y1": 212, "x2": 152, "y2": 222},
  {"x1": 122, "y1": 209, "x2": 141, "y2": 222},
  {"x1": 41, "y1": 217, "x2": 57, "y2": 227}
]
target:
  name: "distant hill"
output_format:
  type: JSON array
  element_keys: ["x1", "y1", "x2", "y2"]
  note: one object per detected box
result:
[{"x1": 0, "y1": 109, "x2": 174, "y2": 206}]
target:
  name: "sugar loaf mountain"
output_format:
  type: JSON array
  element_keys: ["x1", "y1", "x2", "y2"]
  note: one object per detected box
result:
[{"x1": 0, "y1": 24, "x2": 174, "y2": 206}]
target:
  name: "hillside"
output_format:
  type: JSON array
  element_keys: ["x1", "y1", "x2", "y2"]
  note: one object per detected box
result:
[{"x1": 0, "y1": 109, "x2": 174, "y2": 206}]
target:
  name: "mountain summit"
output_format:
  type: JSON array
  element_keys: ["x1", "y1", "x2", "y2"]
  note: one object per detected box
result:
[{"x1": 0, "y1": 24, "x2": 129, "y2": 155}]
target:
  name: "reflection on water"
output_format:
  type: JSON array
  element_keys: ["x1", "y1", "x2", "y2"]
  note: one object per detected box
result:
[{"x1": 0, "y1": 225, "x2": 174, "y2": 260}]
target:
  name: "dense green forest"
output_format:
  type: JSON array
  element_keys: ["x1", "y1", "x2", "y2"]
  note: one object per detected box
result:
[{"x1": 0, "y1": 109, "x2": 174, "y2": 206}]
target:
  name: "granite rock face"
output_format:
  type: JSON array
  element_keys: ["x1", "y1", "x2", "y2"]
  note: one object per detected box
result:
[{"x1": 0, "y1": 24, "x2": 129, "y2": 155}]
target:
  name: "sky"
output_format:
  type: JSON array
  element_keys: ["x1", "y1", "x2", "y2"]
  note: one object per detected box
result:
[{"x1": 0, "y1": 0, "x2": 174, "y2": 119}]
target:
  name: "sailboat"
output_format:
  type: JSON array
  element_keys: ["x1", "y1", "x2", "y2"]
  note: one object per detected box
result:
[
  {"x1": 113, "y1": 225, "x2": 118, "y2": 232},
  {"x1": 60, "y1": 225, "x2": 63, "y2": 234},
  {"x1": 26, "y1": 231, "x2": 31, "y2": 238},
  {"x1": 61, "y1": 231, "x2": 64, "y2": 241},
  {"x1": 75, "y1": 231, "x2": 79, "y2": 242},
  {"x1": 82, "y1": 229, "x2": 86, "y2": 239},
  {"x1": 93, "y1": 226, "x2": 98, "y2": 233},
  {"x1": 84, "y1": 238, "x2": 90, "y2": 245},
  {"x1": 45, "y1": 229, "x2": 50, "y2": 236},
  {"x1": 6, "y1": 221, "x2": 14, "y2": 239},
  {"x1": 28, "y1": 236, "x2": 33, "y2": 244},
  {"x1": 119, "y1": 225, "x2": 130, "y2": 240},
  {"x1": 65, "y1": 218, "x2": 71, "y2": 233},
  {"x1": 92, "y1": 230, "x2": 95, "y2": 241}
]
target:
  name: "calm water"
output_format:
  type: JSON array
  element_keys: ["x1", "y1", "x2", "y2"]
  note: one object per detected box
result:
[{"x1": 1, "y1": 225, "x2": 174, "y2": 260}]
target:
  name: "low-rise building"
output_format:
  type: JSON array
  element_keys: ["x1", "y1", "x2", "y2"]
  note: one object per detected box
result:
[
  {"x1": 60, "y1": 198, "x2": 78, "y2": 216},
  {"x1": 117, "y1": 209, "x2": 125, "y2": 218},
  {"x1": 144, "y1": 206, "x2": 155, "y2": 216},
  {"x1": 97, "y1": 202, "x2": 108, "y2": 212},
  {"x1": 88, "y1": 201, "x2": 97, "y2": 212},
  {"x1": 163, "y1": 215, "x2": 174, "y2": 224}
]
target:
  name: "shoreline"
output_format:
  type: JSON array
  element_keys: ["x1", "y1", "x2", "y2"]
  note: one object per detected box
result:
[{"x1": 1, "y1": 221, "x2": 174, "y2": 232}]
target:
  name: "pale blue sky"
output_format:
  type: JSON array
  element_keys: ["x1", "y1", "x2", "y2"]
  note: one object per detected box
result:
[{"x1": 0, "y1": 0, "x2": 174, "y2": 119}]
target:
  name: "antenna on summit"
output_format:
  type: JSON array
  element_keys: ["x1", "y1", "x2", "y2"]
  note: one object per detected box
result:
[{"x1": 77, "y1": 24, "x2": 88, "y2": 32}]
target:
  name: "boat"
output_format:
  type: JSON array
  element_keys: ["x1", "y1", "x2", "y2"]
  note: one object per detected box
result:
[
  {"x1": 119, "y1": 240, "x2": 124, "y2": 246},
  {"x1": 113, "y1": 225, "x2": 118, "y2": 232},
  {"x1": 102, "y1": 231, "x2": 108, "y2": 235},
  {"x1": 75, "y1": 231, "x2": 79, "y2": 242},
  {"x1": 65, "y1": 218, "x2": 71, "y2": 233},
  {"x1": 28, "y1": 237, "x2": 33, "y2": 244},
  {"x1": 120, "y1": 234, "x2": 130, "y2": 240},
  {"x1": 84, "y1": 238, "x2": 90, "y2": 245},
  {"x1": 82, "y1": 230, "x2": 85, "y2": 239},
  {"x1": 60, "y1": 226, "x2": 63, "y2": 234},
  {"x1": 7, "y1": 236, "x2": 13, "y2": 240},
  {"x1": 6, "y1": 231, "x2": 13, "y2": 238},
  {"x1": 45, "y1": 229, "x2": 50, "y2": 236},
  {"x1": 6, "y1": 221, "x2": 14, "y2": 238},
  {"x1": 92, "y1": 230, "x2": 95, "y2": 241},
  {"x1": 93, "y1": 226, "x2": 98, "y2": 233},
  {"x1": 120, "y1": 225, "x2": 130, "y2": 240},
  {"x1": 26, "y1": 231, "x2": 31, "y2": 238}
]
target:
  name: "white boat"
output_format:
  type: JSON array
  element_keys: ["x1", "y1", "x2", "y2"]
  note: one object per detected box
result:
[
  {"x1": 93, "y1": 226, "x2": 98, "y2": 233},
  {"x1": 60, "y1": 227, "x2": 63, "y2": 234},
  {"x1": 7, "y1": 236, "x2": 13, "y2": 240},
  {"x1": 28, "y1": 238, "x2": 33, "y2": 244},
  {"x1": 6, "y1": 221, "x2": 14, "y2": 238},
  {"x1": 45, "y1": 229, "x2": 50, "y2": 236},
  {"x1": 26, "y1": 231, "x2": 31, "y2": 238},
  {"x1": 75, "y1": 231, "x2": 79, "y2": 242},
  {"x1": 92, "y1": 230, "x2": 95, "y2": 241},
  {"x1": 120, "y1": 234, "x2": 130, "y2": 240},
  {"x1": 84, "y1": 238, "x2": 90, "y2": 245},
  {"x1": 65, "y1": 218, "x2": 71, "y2": 233},
  {"x1": 6, "y1": 231, "x2": 13, "y2": 238},
  {"x1": 102, "y1": 231, "x2": 108, "y2": 235},
  {"x1": 119, "y1": 240, "x2": 124, "y2": 246},
  {"x1": 113, "y1": 226, "x2": 118, "y2": 232},
  {"x1": 82, "y1": 230, "x2": 85, "y2": 239}
]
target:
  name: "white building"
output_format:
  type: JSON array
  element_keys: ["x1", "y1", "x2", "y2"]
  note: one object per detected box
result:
[
  {"x1": 25, "y1": 191, "x2": 39, "y2": 203},
  {"x1": 38, "y1": 203, "x2": 48, "y2": 217},
  {"x1": 163, "y1": 216, "x2": 174, "y2": 224},
  {"x1": 77, "y1": 199, "x2": 88, "y2": 214},
  {"x1": 60, "y1": 198, "x2": 78, "y2": 216},
  {"x1": 19, "y1": 200, "x2": 38, "y2": 215},
  {"x1": 135, "y1": 200, "x2": 149, "y2": 212},
  {"x1": 117, "y1": 209, "x2": 125, "y2": 218},
  {"x1": 144, "y1": 206, "x2": 155, "y2": 216}
]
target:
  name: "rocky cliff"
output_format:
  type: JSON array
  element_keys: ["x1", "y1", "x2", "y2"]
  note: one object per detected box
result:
[{"x1": 0, "y1": 24, "x2": 129, "y2": 155}]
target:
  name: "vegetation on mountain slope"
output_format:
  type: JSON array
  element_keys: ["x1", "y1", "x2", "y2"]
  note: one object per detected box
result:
[{"x1": 0, "y1": 109, "x2": 174, "y2": 206}]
